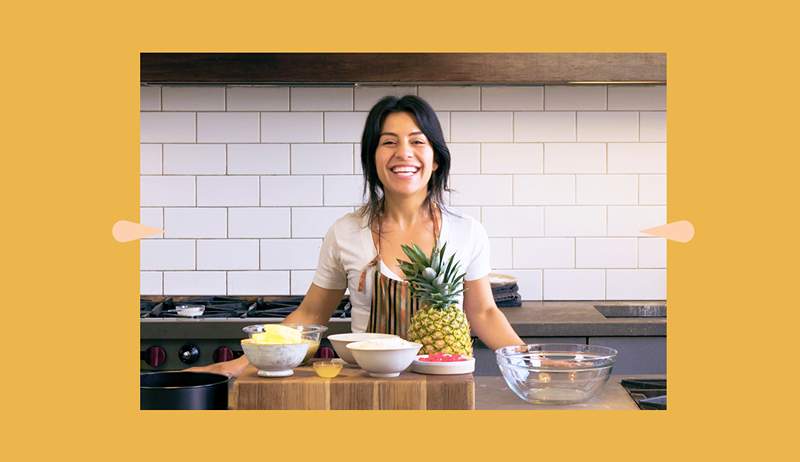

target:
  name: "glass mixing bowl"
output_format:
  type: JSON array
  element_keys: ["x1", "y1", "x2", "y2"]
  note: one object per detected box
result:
[
  {"x1": 496, "y1": 344, "x2": 618, "y2": 405},
  {"x1": 242, "y1": 323, "x2": 328, "y2": 365}
]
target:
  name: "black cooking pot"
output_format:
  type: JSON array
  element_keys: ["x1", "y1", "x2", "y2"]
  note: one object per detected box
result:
[{"x1": 140, "y1": 371, "x2": 230, "y2": 410}]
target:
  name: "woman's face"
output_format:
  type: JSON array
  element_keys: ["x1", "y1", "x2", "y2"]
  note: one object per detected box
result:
[{"x1": 375, "y1": 111, "x2": 438, "y2": 200}]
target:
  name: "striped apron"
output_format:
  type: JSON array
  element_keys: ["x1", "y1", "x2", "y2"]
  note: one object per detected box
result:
[{"x1": 357, "y1": 204, "x2": 440, "y2": 339}]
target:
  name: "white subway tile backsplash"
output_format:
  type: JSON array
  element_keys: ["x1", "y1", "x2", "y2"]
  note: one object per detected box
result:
[
  {"x1": 577, "y1": 175, "x2": 638, "y2": 205},
  {"x1": 163, "y1": 144, "x2": 226, "y2": 174},
  {"x1": 140, "y1": 176, "x2": 195, "y2": 206},
  {"x1": 291, "y1": 87, "x2": 353, "y2": 111},
  {"x1": 197, "y1": 176, "x2": 259, "y2": 206},
  {"x1": 140, "y1": 208, "x2": 163, "y2": 238},
  {"x1": 545, "y1": 206, "x2": 606, "y2": 236},
  {"x1": 419, "y1": 86, "x2": 480, "y2": 110},
  {"x1": 324, "y1": 175, "x2": 366, "y2": 206},
  {"x1": 492, "y1": 269, "x2": 543, "y2": 300},
  {"x1": 229, "y1": 208, "x2": 291, "y2": 238},
  {"x1": 290, "y1": 270, "x2": 316, "y2": 295},
  {"x1": 608, "y1": 86, "x2": 666, "y2": 110},
  {"x1": 514, "y1": 175, "x2": 575, "y2": 205},
  {"x1": 481, "y1": 143, "x2": 543, "y2": 174},
  {"x1": 197, "y1": 239, "x2": 259, "y2": 270},
  {"x1": 639, "y1": 238, "x2": 666, "y2": 268},
  {"x1": 436, "y1": 112, "x2": 451, "y2": 141},
  {"x1": 483, "y1": 206, "x2": 544, "y2": 237},
  {"x1": 514, "y1": 238, "x2": 574, "y2": 268},
  {"x1": 451, "y1": 112, "x2": 513, "y2": 142},
  {"x1": 577, "y1": 112, "x2": 638, "y2": 141},
  {"x1": 162, "y1": 86, "x2": 225, "y2": 111},
  {"x1": 227, "y1": 144, "x2": 290, "y2": 175},
  {"x1": 260, "y1": 239, "x2": 323, "y2": 269},
  {"x1": 545, "y1": 86, "x2": 606, "y2": 110},
  {"x1": 640, "y1": 112, "x2": 666, "y2": 142},
  {"x1": 489, "y1": 238, "x2": 513, "y2": 269},
  {"x1": 450, "y1": 175, "x2": 512, "y2": 205},
  {"x1": 543, "y1": 269, "x2": 605, "y2": 300},
  {"x1": 607, "y1": 143, "x2": 666, "y2": 173},
  {"x1": 197, "y1": 112, "x2": 259, "y2": 143},
  {"x1": 324, "y1": 112, "x2": 368, "y2": 142},
  {"x1": 481, "y1": 86, "x2": 543, "y2": 111},
  {"x1": 140, "y1": 86, "x2": 161, "y2": 111},
  {"x1": 607, "y1": 269, "x2": 665, "y2": 299},
  {"x1": 514, "y1": 112, "x2": 576, "y2": 142},
  {"x1": 141, "y1": 240, "x2": 194, "y2": 270},
  {"x1": 164, "y1": 271, "x2": 226, "y2": 295},
  {"x1": 261, "y1": 176, "x2": 322, "y2": 206},
  {"x1": 140, "y1": 271, "x2": 162, "y2": 295},
  {"x1": 141, "y1": 112, "x2": 195, "y2": 142},
  {"x1": 292, "y1": 207, "x2": 352, "y2": 238},
  {"x1": 639, "y1": 175, "x2": 666, "y2": 205},
  {"x1": 448, "y1": 143, "x2": 481, "y2": 174},
  {"x1": 141, "y1": 84, "x2": 667, "y2": 300},
  {"x1": 227, "y1": 86, "x2": 289, "y2": 111},
  {"x1": 543, "y1": 143, "x2": 605, "y2": 174},
  {"x1": 261, "y1": 112, "x2": 323, "y2": 142},
  {"x1": 140, "y1": 144, "x2": 162, "y2": 174},
  {"x1": 576, "y1": 238, "x2": 637, "y2": 268},
  {"x1": 291, "y1": 144, "x2": 353, "y2": 174},
  {"x1": 607, "y1": 206, "x2": 667, "y2": 236},
  {"x1": 354, "y1": 86, "x2": 417, "y2": 111},
  {"x1": 163, "y1": 208, "x2": 227, "y2": 238},
  {"x1": 228, "y1": 271, "x2": 290, "y2": 295}
]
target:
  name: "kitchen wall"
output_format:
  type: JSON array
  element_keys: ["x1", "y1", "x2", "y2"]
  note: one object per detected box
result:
[{"x1": 140, "y1": 84, "x2": 666, "y2": 300}]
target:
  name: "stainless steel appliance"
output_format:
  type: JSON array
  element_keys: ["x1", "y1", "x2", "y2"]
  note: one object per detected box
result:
[{"x1": 140, "y1": 296, "x2": 351, "y2": 371}]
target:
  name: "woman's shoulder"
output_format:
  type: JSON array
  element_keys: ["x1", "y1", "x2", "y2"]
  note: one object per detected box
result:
[
  {"x1": 443, "y1": 207, "x2": 484, "y2": 232},
  {"x1": 327, "y1": 211, "x2": 369, "y2": 236}
]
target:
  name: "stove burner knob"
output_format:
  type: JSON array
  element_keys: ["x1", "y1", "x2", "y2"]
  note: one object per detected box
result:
[
  {"x1": 213, "y1": 346, "x2": 235, "y2": 363},
  {"x1": 142, "y1": 346, "x2": 167, "y2": 368},
  {"x1": 317, "y1": 346, "x2": 335, "y2": 360},
  {"x1": 178, "y1": 344, "x2": 200, "y2": 365}
]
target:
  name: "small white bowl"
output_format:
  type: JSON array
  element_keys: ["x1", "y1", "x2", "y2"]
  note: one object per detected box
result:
[
  {"x1": 176, "y1": 304, "x2": 205, "y2": 317},
  {"x1": 241, "y1": 340, "x2": 309, "y2": 377},
  {"x1": 327, "y1": 333, "x2": 400, "y2": 364},
  {"x1": 346, "y1": 340, "x2": 422, "y2": 378}
]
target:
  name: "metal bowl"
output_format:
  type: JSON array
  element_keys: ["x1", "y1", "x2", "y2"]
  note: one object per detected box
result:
[{"x1": 496, "y1": 344, "x2": 617, "y2": 405}]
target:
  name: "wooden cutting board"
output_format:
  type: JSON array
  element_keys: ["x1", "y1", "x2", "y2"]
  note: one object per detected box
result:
[{"x1": 231, "y1": 364, "x2": 475, "y2": 410}]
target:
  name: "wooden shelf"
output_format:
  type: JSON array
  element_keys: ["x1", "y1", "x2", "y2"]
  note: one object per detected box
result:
[{"x1": 141, "y1": 52, "x2": 665, "y2": 84}]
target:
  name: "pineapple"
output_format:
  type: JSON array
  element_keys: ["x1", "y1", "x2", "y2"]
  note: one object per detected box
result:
[{"x1": 398, "y1": 242, "x2": 473, "y2": 357}]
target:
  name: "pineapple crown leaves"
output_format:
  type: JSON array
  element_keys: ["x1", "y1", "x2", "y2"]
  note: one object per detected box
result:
[{"x1": 397, "y1": 241, "x2": 467, "y2": 310}]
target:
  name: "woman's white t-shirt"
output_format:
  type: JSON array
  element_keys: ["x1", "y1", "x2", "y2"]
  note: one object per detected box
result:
[{"x1": 311, "y1": 209, "x2": 492, "y2": 333}]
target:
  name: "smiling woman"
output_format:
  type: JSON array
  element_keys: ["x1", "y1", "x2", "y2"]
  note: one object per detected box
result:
[{"x1": 191, "y1": 95, "x2": 524, "y2": 378}]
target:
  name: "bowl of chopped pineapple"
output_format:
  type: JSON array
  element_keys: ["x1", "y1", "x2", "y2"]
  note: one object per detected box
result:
[{"x1": 243, "y1": 323, "x2": 327, "y2": 365}]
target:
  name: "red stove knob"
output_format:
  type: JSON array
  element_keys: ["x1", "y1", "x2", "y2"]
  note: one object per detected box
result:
[
  {"x1": 317, "y1": 346, "x2": 335, "y2": 360},
  {"x1": 142, "y1": 346, "x2": 167, "y2": 368},
  {"x1": 213, "y1": 346, "x2": 235, "y2": 363}
]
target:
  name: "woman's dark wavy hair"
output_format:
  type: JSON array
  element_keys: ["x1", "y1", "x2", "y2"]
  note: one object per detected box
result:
[{"x1": 358, "y1": 95, "x2": 451, "y2": 226}]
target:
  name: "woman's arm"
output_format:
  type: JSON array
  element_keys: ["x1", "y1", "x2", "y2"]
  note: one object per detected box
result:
[
  {"x1": 462, "y1": 276, "x2": 524, "y2": 351},
  {"x1": 187, "y1": 283, "x2": 346, "y2": 377}
]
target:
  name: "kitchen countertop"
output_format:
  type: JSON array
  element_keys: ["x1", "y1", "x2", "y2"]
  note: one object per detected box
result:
[
  {"x1": 141, "y1": 301, "x2": 665, "y2": 339},
  {"x1": 474, "y1": 374, "x2": 664, "y2": 410}
]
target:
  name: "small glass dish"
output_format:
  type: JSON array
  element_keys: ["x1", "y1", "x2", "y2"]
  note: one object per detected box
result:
[{"x1": 312, "y1": 359, "x2": 345, "y2": 378}]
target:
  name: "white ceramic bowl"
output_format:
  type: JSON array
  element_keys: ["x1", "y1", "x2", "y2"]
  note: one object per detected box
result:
[
  {"x1": 411, "y1": 355, "x2": 475, "y2": 375},
  {"x1": 346, "y1": 340, "x2": 422, "y2": 378},
  {"x1": 327, "y1": 333, "x2": 400, "y2": 364},
  {"x1": 240, "y1": 339, "x2": 309, "y2": 377}
]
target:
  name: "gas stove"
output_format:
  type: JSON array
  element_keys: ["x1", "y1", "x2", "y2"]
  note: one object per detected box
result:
[{"x1": 140, "y1": 295, "x2": 352, "y2": 371}]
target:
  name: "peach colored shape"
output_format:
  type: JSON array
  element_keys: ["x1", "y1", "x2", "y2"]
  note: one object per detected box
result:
[
  {"x1": 112, "y1": 220, "x2": 163, "y2": 242},
  {"x1": 641, "y1": 220, "x2": 695, "y2": 243}
]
